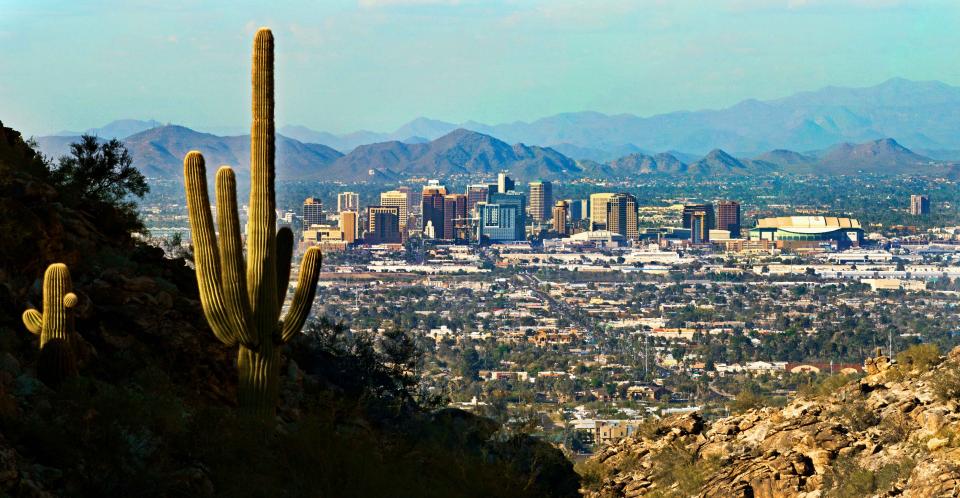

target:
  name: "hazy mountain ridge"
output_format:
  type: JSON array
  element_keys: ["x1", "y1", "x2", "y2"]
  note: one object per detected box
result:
[
  {"x1": 811, "y1": 137, "x2": 934, "y2": 174},
  {"x1": 53, "y1": 119, "x2": 163, "y2": 139},
  {"x1": 606, "y1": 152, "x2": 686, "y2": 174},
  {"x1": 35, "y1": 126, "x2": 951, "y2": 182},
  {"x1": 41, "y1": 125, "x2": 344, "y2": 180},
  {"x1": 325, "y1": 128, "x2": 582, "y2": 181},
  {"x1": 593, "y1": 138, "x2": 940, "y2": 178},
  {"x1": 278, "y1": 78, "x2": 960, "y2": 157}
]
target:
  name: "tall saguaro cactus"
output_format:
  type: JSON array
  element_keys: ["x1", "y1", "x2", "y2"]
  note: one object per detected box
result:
[
  {"x1": 183, "y1": 28, "x2": 322, "y2": 417},
  {"x1": 22, "y1": 263, "x2": 80, "y2": 385}
]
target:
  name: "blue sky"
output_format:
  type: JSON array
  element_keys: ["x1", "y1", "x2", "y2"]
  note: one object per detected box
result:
[{"x1": 1, "y1": 0, "x2": 958, "y2": 136}]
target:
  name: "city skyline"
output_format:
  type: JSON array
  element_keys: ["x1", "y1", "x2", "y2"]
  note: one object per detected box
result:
[{"x1": 7, "y1": 5, "x2": 960, "y2": 496}]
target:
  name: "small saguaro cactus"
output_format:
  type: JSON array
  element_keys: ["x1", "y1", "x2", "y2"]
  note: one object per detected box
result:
[
  {"x1": 183, "y1": 27, "x2": 322, "y2": 417},
  {"x1": 22, "y1": 263, "x2": 80, "y2": 385}
]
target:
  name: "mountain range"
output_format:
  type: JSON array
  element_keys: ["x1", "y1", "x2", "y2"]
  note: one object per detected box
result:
[
  {"x1": 274, "y1": 78, "x2": 960, "y2": 159},
  {"x1": 53, "y1": 119, "x2": 164, "y2": 140},
  {"x1": 33, "y1": 78, "x2": 960, "y2": 181},
  {"x1": 37, "y1": 125, "x2": 344, "y2": 181},
  {"x1": 36, "y1": 124, "x2": 945, "y2": 182}
]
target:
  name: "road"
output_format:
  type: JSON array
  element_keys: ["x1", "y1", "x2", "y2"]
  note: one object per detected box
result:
[{"x1": 518, "y1": 272, "x2": 592, "y2": 329}]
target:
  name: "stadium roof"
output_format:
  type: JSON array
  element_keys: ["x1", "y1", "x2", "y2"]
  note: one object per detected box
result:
[
  {"x1": 756, "y1": 216, "x2": 861, "y2": 230},
  {"x1": 568, "y1": 230, "x2": 626, "y2": 241}
]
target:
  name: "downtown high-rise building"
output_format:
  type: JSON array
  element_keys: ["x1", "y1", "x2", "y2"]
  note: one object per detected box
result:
[
  {"x1": 528, "y1": 180, "x2": 553, "y2": 224},
  {"x1": 497, "y1": 172, "x2": 515, "y2": 194},
  {"x1": 397, "y1": 186, "x2": 419, "y2": 216},
  {"x1": 478, "y1": 191, "x2": 527, "y2": 242},
  {"x1": 684, "y1": 204, "x2": 712, "y2": 243},
  {"x1": 466, "y1": 184, "x2": 496, "y2": 215},
  {"x1": 303, "y1": 197, "x2": 324, "y2": 226},
  {"x1": 337, "y1": 192, "x2": 359, "y2": 213},
  {"x1": 606, "y1": 193, "x2": 639, "y2": 240},
  {"x1": 339, "y1": 210, "x2": 358, "y2": 244},
  {"x1": 683, "y1": 204, "x2": 715, "y2": 233},
  {"x1": 366, "y1": 206, "x2": 401, "y2": 244},
  {"x1": 910, "y1": 194, "x2": 930, "y2": 215},
  {"x1": 590, "y1": 193, "x2": 617, "y2": 231},
  {"x1": 715, "y1": 200, "x2": 741, "y2": 238},
  {"x1": 552, "y1": 201, "x2": 569, "y2": 236},
  {"x1": 443, "y1": 194, "x2": 468, "y2": 241},
  {"x1": 380, "y1": 190, "x2": 410, "y2": 234},
  {"x1": 421, "y1": 185, "x2": 448, "y2": 239},
  {"x1": 567, "y1": 199, "x2": 587, "y2": 221}
]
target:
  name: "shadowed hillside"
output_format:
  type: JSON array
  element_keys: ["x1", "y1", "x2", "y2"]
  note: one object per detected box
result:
[{"x1": 0, "y1": 121, "x2": 579, "y2": 497}]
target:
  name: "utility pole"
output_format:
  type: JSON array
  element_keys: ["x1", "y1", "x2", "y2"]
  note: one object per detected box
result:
[
  {"x1": 888, "y1": 328, "x2": 893, "y2": 359},
  {"x1": 644, "y1": 331, "x2": 649, "y2": 375}
]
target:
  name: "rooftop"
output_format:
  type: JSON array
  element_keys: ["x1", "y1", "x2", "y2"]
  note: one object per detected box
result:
[{"x1": 756, "y1": 216, "x2": 862, "y2": 229}]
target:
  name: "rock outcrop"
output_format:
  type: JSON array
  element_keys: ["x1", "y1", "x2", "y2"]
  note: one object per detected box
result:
[{"x1": 583, "y1": 349, "x2": 960, "y2": 498}]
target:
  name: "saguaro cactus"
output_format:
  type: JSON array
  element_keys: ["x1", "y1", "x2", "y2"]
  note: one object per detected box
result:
[
  {"x1": 183, "y1": 28, "x2": 322, "y2": 417},
  {"x1": 22, "y1": 263, "x2": 80, "y2": 385}
]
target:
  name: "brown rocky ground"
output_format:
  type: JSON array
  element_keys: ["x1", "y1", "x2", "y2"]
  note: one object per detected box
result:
[{"x1": 581, "y1": 348, "x2": 960, "y2": 498}]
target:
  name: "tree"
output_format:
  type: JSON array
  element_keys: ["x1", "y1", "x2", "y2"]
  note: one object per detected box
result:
[
  {"x1": 379, "y1": 327, "x2": 422, "y2": 396},
  {"x1": 53, "y1": 135, "x2": 148, "y2": 204},
  {"x1": 50, "y1": 134, "x2": 149, "y2": 236},
  {"x1": 458, "y1": 348, "x2": 482, "y2": 380}
]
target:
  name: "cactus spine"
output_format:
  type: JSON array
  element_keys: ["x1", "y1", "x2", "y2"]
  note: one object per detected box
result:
[
  {"x1": 22, "y1": 263, "x2": 79, "y2": 385},
  {"x1": 183, "y1": 28, "x2": 322, "y2": 417}
]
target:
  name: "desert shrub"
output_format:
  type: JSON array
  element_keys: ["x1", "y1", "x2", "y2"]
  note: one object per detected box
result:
[
  {"x1": 729, "y1": 390, "x2": 769, "y2": 414},
  {"x1": 888, "y1": 343, "x2": 942, "y2": 381},
  {"x1": 574, "y1": 458, "x2": 606, "y2": 492},
  {"x1": 842, "y1": 402, "x2": 881, "y2": 432},
  {"x1": 646, "y1": 442, "x2": 718, "y2": 497},
  {"x1": 635, "y1": 418, "x2": 661, "y2": 439},
  {"x1": 823, "y1": 454, "x2": 914, "y2": 497},
  {"x1": 932, "y1": 361, "x2": 960, "y2": 402},
  {"x1": 798, "y1": 373, "x2": 860, "y2": 398},
  {"x1": 877, "y1": 412, "x2": 912, "y2": 445}
]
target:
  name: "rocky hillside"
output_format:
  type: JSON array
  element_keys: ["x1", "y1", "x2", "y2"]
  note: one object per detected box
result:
[
  {"x1": 581, "y1": 347, "x2": 960, "y2": 497},
  {"x1": 0, "y1": 120, "x2": 579, "y2": 497}
]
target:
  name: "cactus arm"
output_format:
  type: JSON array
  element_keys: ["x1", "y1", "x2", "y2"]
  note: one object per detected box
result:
[
  {"x1": 63, "y1": 292, "x2": 78, "y2": 308},
  {"x1": 215, "y1": 166, "x2": 257, "y2": 348},
  {"x1": 184, "y1": 151, "x2": 238, "y2": 347},
  {"x1": 22, "y1": 309, "x2": 42, "y2": 335},
  {"x1": 276, "y1": 227, "x2": 293, "y2": 306},
  {"x1": 279, "y1": 247, "x2": 322, "y2": 344},
  {"x1": 246, "y1": 27, "x2": 279, "y2": 338}
]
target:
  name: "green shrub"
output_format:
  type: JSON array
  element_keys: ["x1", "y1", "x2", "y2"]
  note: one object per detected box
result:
[
  {"x1": 823, "y1": 454, "x2": 914, "y2": 498},
  {"x1": 798, "y1": 373, "x2": 860, "y2": 398},
  {"x1": 842, "y1": 402, "x2": 881, "y2": 432},
  {"x1": 933, "y1": 361, "x2": 960, "y2": 402},
  {"x1": 646, "y1": 442, "x2": 718, "y2": 497},
  {"x1": 574, "y1": 458, "x2": 606, "y2": 492},
  {"x1": 729, "y1": 390, "x2": 768, "y2": 414},
  {"x1": 888, "y1": 343, "x2": 942, "y2": 381}
]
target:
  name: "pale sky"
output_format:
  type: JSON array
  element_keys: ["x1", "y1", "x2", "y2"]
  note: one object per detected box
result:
[{"x1": 1, "y1": 0, "x2": 958, "y2": 137}]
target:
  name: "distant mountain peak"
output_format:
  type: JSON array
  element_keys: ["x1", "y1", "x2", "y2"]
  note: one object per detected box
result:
[
  {"x1": 327, "y1": 128, "x2": 579, "y2": 182},
  {"x1": 53, "y1": 119, "x2": 164, "y2": 140},
  {"x1": 439, "y1": 127, "x2": 486, "y2": 140},
  {"x1": 813, "y1": 137, "x2": 933, "y2": 174}
]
